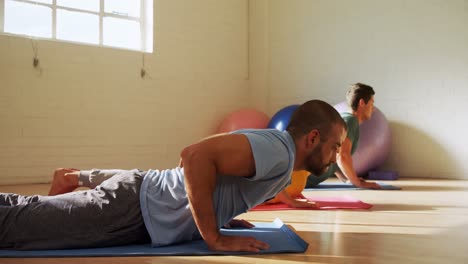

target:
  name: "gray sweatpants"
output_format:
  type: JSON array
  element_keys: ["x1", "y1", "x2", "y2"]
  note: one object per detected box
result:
[{"x1": 0, "y1": 169, "x2": 150, "y2": 250}]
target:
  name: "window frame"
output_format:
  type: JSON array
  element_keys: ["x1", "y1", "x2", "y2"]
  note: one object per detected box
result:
[
  {"x1": 0, "y1": 1, "x2": 3, "y2": 32},
  {"x1": 0, "y1": 0, "x2": 152, "y2": 52}
]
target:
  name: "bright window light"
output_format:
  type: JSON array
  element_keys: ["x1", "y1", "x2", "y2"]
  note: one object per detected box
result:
[
  {"x1": 103, "y1": 17, "x2": 140, "y2": 50},
  {"x1": 4, "y1": 0, "x2": 52, "y2": 38},
  {"x1": 30, "y1": 0, "x2": 52, "y2": 4},
  {"x1": 57, "y1": 9, "x2": 99, "y2": 44},
  {"x1": 0, "y1": 0, "x2": 153, "y2": 52},
  {"x1": 105, "y1": 0, "x2": 140, "y2": 18},
  {"x1": 57, "y1": 0, "x2": 99, "y2": 12}
]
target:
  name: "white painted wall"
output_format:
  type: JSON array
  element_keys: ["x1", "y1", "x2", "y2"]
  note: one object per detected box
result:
[
  {"x1": 0, "y1": 0, "x2": 249, "y2": 184},
  {"x1": 249, "y1": 0, "x2": 468, "y2": 179}
]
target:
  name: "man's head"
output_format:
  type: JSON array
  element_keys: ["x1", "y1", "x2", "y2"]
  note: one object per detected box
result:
[
  {"x1": 286, "y1": 100, "x2": 347, "y2": 175},
  {"x1": 346, "y1": 83, "x2": 375, "y2": 121}
]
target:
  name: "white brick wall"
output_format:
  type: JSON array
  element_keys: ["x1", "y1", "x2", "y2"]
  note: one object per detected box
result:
[{"x1": 0, "y1": 0, "x2": 250, "y2": 185}]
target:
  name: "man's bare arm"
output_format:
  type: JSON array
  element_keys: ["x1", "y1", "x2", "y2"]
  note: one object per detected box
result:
[
  {"x1": 336, "y1": 137, "x2": 381, "y2": 189},
  {"x1": 181, "y1": 134, "x2": 270, "y2": 252}
]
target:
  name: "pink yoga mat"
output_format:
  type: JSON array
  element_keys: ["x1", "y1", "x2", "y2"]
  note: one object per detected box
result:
[{"x1": 251, "y1": 195, "x2": 372, "y2": 211}]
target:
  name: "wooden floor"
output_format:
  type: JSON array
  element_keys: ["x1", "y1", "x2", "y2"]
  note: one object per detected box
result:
[{"x1": 1, "y1": 178, "x2": 468, "y2": 264}]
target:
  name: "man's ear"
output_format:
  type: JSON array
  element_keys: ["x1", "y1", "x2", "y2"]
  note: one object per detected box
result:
[
  {"x1": 306, "y1": 129, "x2": 320, "y2": 148},
  {"x1": 359, "y1": 98, "x2": 366, "y2": 107}
]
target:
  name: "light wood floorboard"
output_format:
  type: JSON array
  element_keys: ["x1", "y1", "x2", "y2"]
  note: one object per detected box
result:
[{"x1": 1, "y1": 178, "x2": 467, "y2": 264}]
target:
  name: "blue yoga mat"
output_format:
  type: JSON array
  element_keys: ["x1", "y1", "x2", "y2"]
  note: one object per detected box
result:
[
  {"x1": 305, "y1": 182, "x2": 401, "y2": 191},
  {"x1": 0, "y1": 219, "x2": 308, "y2": 258}
]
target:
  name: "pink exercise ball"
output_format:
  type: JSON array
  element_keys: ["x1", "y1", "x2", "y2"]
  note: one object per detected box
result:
[
  {"x1": 217, "y1": 109, "x2": 270, "y2": 133},
  {"x1": 334, "y1": 101, "x2": 392, "y2": 176}
]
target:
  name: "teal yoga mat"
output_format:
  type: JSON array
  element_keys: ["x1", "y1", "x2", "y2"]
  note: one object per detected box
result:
[
  {"x1": 306, "y1": 182, "x2": 401, "y2": 191},
  {"x1": 0, "y1": 219, "x2": 308, "y2": 258}
]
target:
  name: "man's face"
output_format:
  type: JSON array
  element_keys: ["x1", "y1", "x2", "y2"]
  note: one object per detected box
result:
[
  {"x1": 362, "y1": 96, "x2": 375, "y2": 121},
  {"x1": 304, "y1": 124, "x2": 346, "y2": 175}
]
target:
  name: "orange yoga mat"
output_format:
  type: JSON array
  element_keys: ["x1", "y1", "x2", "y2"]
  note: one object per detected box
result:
[{"x1": 251, "y1": 195, "x2": 372, "y2": 211}]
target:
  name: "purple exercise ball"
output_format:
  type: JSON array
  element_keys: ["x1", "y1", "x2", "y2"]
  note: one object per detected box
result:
[{"x1": 334, "y1": 102, "x2": 392, "y2": 176}]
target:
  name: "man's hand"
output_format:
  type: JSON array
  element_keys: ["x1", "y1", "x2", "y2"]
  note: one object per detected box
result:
[
  {"x1": 276, "y1": 190, "x2": 318, "y2": 208},
  {"x1": 223, "y1": 219, "x2": 255, "y2": 229},
  {"x1": 296, "y1": 193, "x2": 307, "y2": 199},
  {"x1": 289, "y1": 199, "x2": 319, "y2": 208},
  {"x1": 207, "y1": 234, "x2": 270, "y2": 252},
  {"x1": 357, "y1": 180, "x2": 382, "y2": 189}
]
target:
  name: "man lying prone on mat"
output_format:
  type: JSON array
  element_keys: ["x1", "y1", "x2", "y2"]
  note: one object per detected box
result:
[
  {"x1": 305, "y1": 83, "x2": 382, "y2": 190},
  {"x1": 0, "y1": 100, "x2": 346, "y2": 252},
  {"x1": 261, "y1": 83, "x2": 381, "y2": 208}
]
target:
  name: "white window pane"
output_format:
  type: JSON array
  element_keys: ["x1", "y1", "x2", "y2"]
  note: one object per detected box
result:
[
  {"x1": 57, "y1": 0, "x2": 99, "y2": 12},
  {"x1": 103, "y1": 17, "x2": 140, "y2": 50},
  {"x1": 4, "y1": 0, "x2": 52, "y2": 38},
  {"x1": 104, "y1": 0, "x2": 140, "y2": 18},
  {"x1": 31, "y1": 0, "x2": 53, "y2": 4},
  {"x1": 57, "y1": 9, "x2": 99, "y2": 44}
]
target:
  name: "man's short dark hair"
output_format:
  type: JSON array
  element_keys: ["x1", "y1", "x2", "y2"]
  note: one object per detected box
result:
[
  {"x1": 346, "y1": 83, "x2": 375, "y2": 111},
  {"x1": 286, "y1": 100, "x2": 346, "y2": 141}
]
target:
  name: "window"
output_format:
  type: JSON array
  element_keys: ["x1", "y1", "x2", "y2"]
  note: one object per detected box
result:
[{"x1": 0, "y1": 0, "x2": 153, "y2": 52}]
